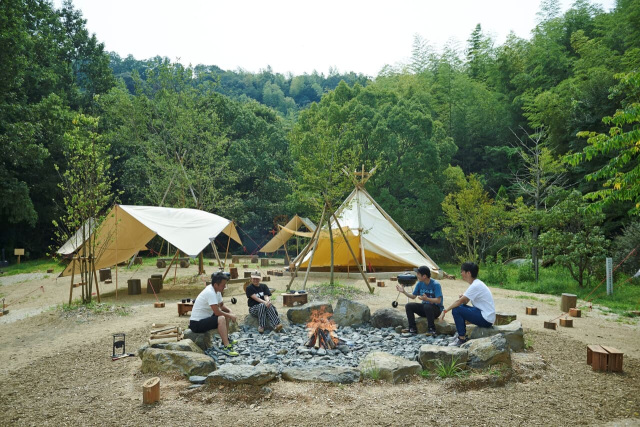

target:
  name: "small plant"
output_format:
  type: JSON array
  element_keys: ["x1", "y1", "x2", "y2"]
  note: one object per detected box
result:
[
  {"x1": 420, "y1": 369, "x2": 432, "y2": 379},
  {"x1": 433, "y1": 357, "x2": 466, "y2": 379},
  {"x1": 517, "y1": 263, "x2": 535, "y2": 282},
  {"x1": 60, "y1": 300, "x2": 129, "y2": 316},
  {"x1": 484, "y1": 254, "x2": 508, "y2": 285},
  {"x1": 524, "y1": 335, "x2": 534, "y2": 350},
  {"x1": 361, "y1": 359, "x2": 381, "y2": 380}
]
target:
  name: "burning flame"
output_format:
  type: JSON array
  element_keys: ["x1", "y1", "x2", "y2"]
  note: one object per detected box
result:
[{"x1": 306, "y1": 307, "x2": 338, "y2": 345}]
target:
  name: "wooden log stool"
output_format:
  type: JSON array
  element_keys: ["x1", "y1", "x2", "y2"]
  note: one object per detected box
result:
[
  {"x1": 390, "y1": 277, "x2": 397, "y2": 282},
  {"x1": 274, "y1": 271, "x2": 284, "y2": 277},
  {"x1": 569, "y1": 308, "x2": 581, "y2": 317},
  {"x1": 232, "y1": 256, "x2": 240, "y2": 264},
  {"x1": 559, "y1": 318, "x2": 573, "y2": 327},
  {"x1": 147, "y1": 279, "x2": 161, "y2": 294},
  {"x1": 150, "y1": 274, "x2": 163, "y2": 290},
  {"x1": 377, "y1": 281, "x2": 385, "y2": 287},
  {"x1": 244, "y1": 271, "x2": 252, "y2": 278},
  {"x1": 267, "y1": 270, "x2": 274, "y2": 275},
  {"x1": 251, "y1": 256, "x2": 258, "y2": 263},
  {"x1": 230, "y1": 267, "x2": 239, "y2": 279},
  {"x1": 156, "y1": 260, "x2": 166, "y2": 268},
  {"x1": 262, "y1": 276, "x2": 270, "y2": 282},
  {"x1": 99, "y1": 268, "x2": 112, "y2": 281},
  {"x1": 561, "y1": 293, "x2": 577, "y2": 312},
  {"x1": 260, "y1": 259, "x2": 269, "y2": 267},
  {"x1": 178, "y1": 302, "x2": 194, "y2": 316},
  {"x1": 494, "y1": 313, "x2": 517, "y2": 325},
  {"x1": 154, "y1": 302, "x2": 165, "y2": 308},
  {"x1": 587, "y1": 345, "x2": 624, "y2": 372},
  {"x1": 526, "y1": 307, "x2": 538, "y2": 315},
  {"x1": 127, "y1": 279, "x2": 141, "y2": 295},
  {"x1": 282, "y1": 293, "x2": 308, "y2": 307},
  {"x1": 143, "y1": 377, "x2": 160, "y2": 404},
  {"x1": 134, "y1": 256, "x2": 143, "y2": 265},
  {"x1": 179, "y1": 259, "x2": 190, "y2": 268},
  {"x1": 544, "y1": 321, "x2": 557, "y2": 330},
  {"x1": 47, "y1": 268, "x2": 54, "y2": 273},
  {"x1": 368, "y1": 277, "x2": 376, "y2": 283}
]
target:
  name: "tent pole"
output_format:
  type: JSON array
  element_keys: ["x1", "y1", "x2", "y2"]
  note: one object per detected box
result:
[
  {"x1": 224, "y1": 233, "x2": 231, "y2": 267},
  {"x1": 198, "y1": 252, "x2": 204, "y2": 275},
  {"x1": 332, "y1": 212, "x2": 373, "y2": 293},
  {"x1": 92, "y1": 257, "x2": 101, "y2": 303},
  {"x1": 355, "y1": 188, "x2": 368, "y2": 273},
  {"x1": 212, "y1": 243, "x2": 222, "y2": 268},
  {"x1": 163, "y1": 250, "x2": 180, "y2": 281},
  {"x1": 174, "y1": 251, "x2": 179, "y2": 286},
  {"x1": 286, "y1": 205, "x2": 325, "y2": 291},
  {"x1": 301, "y1": 204, "x2": 327, "y2": 291},
  {"x1": 69, "y1": 256, "x2": 76, "y2": 305},
  {"x1": 283, "y1": 241, "x2": 290, "y2": 265}
]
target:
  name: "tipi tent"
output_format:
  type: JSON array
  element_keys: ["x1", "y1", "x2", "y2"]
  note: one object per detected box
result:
[
  {"x1": 293, "y1": 186, "x2": 442, "y2": 278},
  {"x1": 61, "y1": 205, "x2": 241, "y2": 276},
  {"x1": 56, "y1": 218, "x2": 97, "y2": 257},
  {"x1": 260, "y1": 215, "x2": 316, "y2": 254}
]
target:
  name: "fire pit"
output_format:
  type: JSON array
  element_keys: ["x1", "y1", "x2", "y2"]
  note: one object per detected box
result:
[{"x1": 305, "y1": 307, "x2": 342, "y2": 350}]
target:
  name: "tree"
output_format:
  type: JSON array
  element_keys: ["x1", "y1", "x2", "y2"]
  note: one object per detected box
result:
[
  {"x1": 538, "y1": 191, "x2": 608, "y2": 287},
  {"x1": 565, "y1": 71, "x2": 640, "y2": 215}
]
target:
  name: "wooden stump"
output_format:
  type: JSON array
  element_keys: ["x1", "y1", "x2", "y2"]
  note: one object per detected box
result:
[
  {"x1": 230, "y1": 267, "x2": 238, "y2": 279},
  {"x1": 242, "y1": 264, "x2": 249, "y2": 268},
  {"x1": 274, "y1": 271, "x2": 284, "y2": 277},
  {"x1": 232, "y1": 256, "x2": 240, "y2": 264},
  {"x1": 267, "y1": 270, "x2": 274, "y2": 275},
  {"x1": 601, "y1": 346, "x2": 624, "y2": 372},
  {"x1": 179, "y1": 260, "x2": 190, "y2": 268},
  {"x1": 156, "y1": 260, "x2": 166, "y2": 268},
  {"x1": 99, "y1": 268, "x2": 112, "y2": 281},
  {"x1": 147, "y1": 280, "x2": 160, "y2": 294},
  {"x1": 143, "y1": 377, "x2": 160, "y2": 404},
  {"x1": 244, "y1": 271, "x2": 252, "y2": 278},
  {"x1": 251, "y1": 256, "x2": 258, "y2": 263},
  {"x1": 559, "y1": 318, "x2": 573, "y2": 327},
  {"x1": 154, "y1": 302, "x2": 165, "y2": 308},
  {"x1": 560, "y1": 293, "x2": 577, "y2": 312},
  {"x1": 260, "y1": 259, "x2": 269, "y2": 267},
  {"x1": 127, "y1": 279, "x2": 141, "y2": 295},
  {"x1": 377, "y1": 281, "x2": 385, "y2": 287},
  {"x1": 150, "y1": 274, "x2": 163, "y2": 290},
  {"x1": 544, "y1": 321, "x2": 557, "y2": 330},
  {"x1": 569, "y1": 308, "x2": 581, "y2": 317},
  {"x1": 134, "y1": 257, "x2": 143, "y2": 265},
  {"x1": 390, "y1": 277, "x2": 397, "y2": 282},
  {"x1": 494, "y1": 313, "x2": 517, "y2": 325},
  {"x1": 587, "y1": 345, "x2": 623, "y2": 372},
  {"x1": 526, "y1": 307, "x2": 538, "y2": 315},
  {"x1": 47, "y1": 268, "x2": 54, "y2": 274},
  {"x1": 262, "y1": 276, "x2": 270, "y2": 282},
  {"x1": 209, "y1": 261, "x2": 215, "y2": 266},
  {"x1": 368, "y1": 277, "x2": 376, "y2": 283}
]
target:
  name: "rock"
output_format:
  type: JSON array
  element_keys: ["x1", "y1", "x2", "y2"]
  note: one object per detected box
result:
[
  {"x1": 281, "y1": 367, "x2": 362, "y2": 384},
  {"x1": 511, "y1": 352, "x2": 546, "y2": 381},
  {"x1": 370, "y1": 308, "x2": 408, "y2": 329},
  {"x1": 242, "y1": 313, "x2": 289, "y2": 330},
  {"x1": 468, "y1": 320, "x2": 525, "y2": 351},
  {"x1": 358, "y1": 351, "x2": 421, "y2": 383},
  {"x1": 462, "y1": 334, "x2": 511, "y2": 369},
  {"x1": 435, "y1": 318, "x2": 457, "y2": 335},
  {"x1": 206, "y1": 364, "x2": 278, "y2": 386},
  {"x1": 184, "y1": 325, "x2": 239, "y2": 351},
  {"x1": 287, "y1": 301, "x2": 333, "y2": 324},
  {"x1": 189, "y1": 375, "x2": 207, "y2": 384},
  {"x1": 332, "y1": 298, "x2": 371, "y2": 327},
  {"x1": 494, "y1": 313, "x2": 518, "y2": 326},
  {"x1": 151, "y1": 338, "x2": 203, "y2": 354},
  {"x1": 140, "y1": 348, "x2": 216, "y2": 376},
  {"x1": 418, "y1": 344, "x2": 468, "y2": 370}
]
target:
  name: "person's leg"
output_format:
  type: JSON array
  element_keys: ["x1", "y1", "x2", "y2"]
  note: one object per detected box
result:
[
  {"x1": 249, "y1": 304, "x2": 267, "y2": 328},
  {"x1": 190, "y1": 314, "x2": 219, "y2": 333},
  {"x1": 462, "y1": 306, "x2": 492, "y2": 329},
  {"x1": 266, "y1": 305, "x2": 280, "y2": 327},
  {"x1": 422, "y1": 304, "x2": 441, "y2": 330},
  {"x1": 405, "y1": 303, "x2": 422, "y2": 330},
  {"x1": 452, "y1": 305, "x2": 490, "y2": 338},
  {"x1": 451, "y1": 305, "x2": 469, "y2": 338},
  {"x1": 217, "y1": 316, "x2": 229, "y2": 346}
]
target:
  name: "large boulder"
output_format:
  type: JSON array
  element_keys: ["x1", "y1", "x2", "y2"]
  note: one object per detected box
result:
[
  {"x1": 287, "y1": 301, "x2": 333, "y2": 324},
  {"x1": 468, "y1": 320, "x2": 525, "y2": 351},
  {"x1": 140, "y1": 348, "x2": 216, "y2": 376},
  {"x1": 414, "y1": 317, "x2": 456, "y2": 335},
  {"x1": 358, "y1": 351, "x2": 421, "y2": 384},
  {"x1": 462, "y1": 334, "x2": 511, "y2": 369},
  {"x1": 150, "y1": 338, "x2": 204, "y2": 353},
  {"x1": 370, "y1": 308, "x2": 408, "y2": 329},
  {"x1": 332, "y1": 298, "x2": 370, "y2": 327},
  {"x1": 206, "y1": 364, "x2": 278, "y2": 386},
  {"x1": 418, "y1": 344, "x2": 468, "y2": 370},
  {"x1": 242, "y1": 312, "x2": 289, "y2": 331},
  {"x1": 281, "y1": 367, "x2": 362, "y2": 384},
  {"x1": 183, "y1": 324, "x2": 239, "y2": 351}
]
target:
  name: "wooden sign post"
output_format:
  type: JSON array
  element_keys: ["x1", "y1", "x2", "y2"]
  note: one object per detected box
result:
[{"x1": 14, "y1": 249, "x2": 24, "y2": 265}]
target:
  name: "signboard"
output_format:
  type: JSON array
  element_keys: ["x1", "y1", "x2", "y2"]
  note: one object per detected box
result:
[{"x1": 14, "y1": 249, "x2": 24, "y2": 256}]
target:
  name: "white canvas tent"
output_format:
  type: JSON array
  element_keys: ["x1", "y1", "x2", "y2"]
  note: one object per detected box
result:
[
  {"x1": 293, "y1": 186, "x2": 442, "y2": 278},
  {"x1": 260, "y1": 215, "x2": 316, "y2": 254},
  {"x1": 56, "y1": 218, "x2": 97, "y2": 256},
  {"x1": 61, "y1": 205, "x2": 241, "y2": 277}
]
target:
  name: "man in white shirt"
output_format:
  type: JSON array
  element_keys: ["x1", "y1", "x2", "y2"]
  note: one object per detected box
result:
[
  {"x1": 440, "y1": 262, "x2": 495, "y2": 347},
  {"x1": 189, "y1": 272, "x2": 238, "y2": 356}
]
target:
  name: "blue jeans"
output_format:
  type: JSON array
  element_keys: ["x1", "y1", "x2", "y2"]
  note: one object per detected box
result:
[{"x1": 451, "y1": 304, "x2": 492, "y2": 337}]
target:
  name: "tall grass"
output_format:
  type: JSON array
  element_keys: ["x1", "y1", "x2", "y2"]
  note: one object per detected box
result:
[{"x1": 0, "y1": 259, "x2": 67, "y2": 276}]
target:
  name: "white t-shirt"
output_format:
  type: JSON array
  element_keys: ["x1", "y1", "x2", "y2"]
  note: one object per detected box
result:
[
  {"x1": 463, "y1": 278, "x2": 496, "y2": 323},
  {"x1": 190, "y1": 285, "x2": 223, "y2": 321}
]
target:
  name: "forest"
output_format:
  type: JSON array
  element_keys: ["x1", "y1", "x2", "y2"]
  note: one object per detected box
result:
[{"x1": 1, "y1": 0, "x2": 640, "y2": 287}]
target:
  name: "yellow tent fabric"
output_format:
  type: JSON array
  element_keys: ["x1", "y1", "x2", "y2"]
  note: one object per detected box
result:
[
  {"x1": 260, "y1": 214, "x2": 315, "y2": 253},
  {"x1": 61, "y1": 205, "x2": 241, "y2": 277}
]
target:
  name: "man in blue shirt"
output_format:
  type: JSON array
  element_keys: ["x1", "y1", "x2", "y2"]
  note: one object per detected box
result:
[{"x1": 396, "y1": 266, "x2": 444, "y2": 335}]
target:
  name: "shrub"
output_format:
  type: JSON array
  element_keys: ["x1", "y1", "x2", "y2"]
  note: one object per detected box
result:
[{"x1": 517, "y1": 263, "x2": 536, "y2": 282}]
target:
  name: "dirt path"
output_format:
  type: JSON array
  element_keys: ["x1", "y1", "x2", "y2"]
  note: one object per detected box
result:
[{"x1": 0, "y1": 265, "x2": 639, "y2": 425}]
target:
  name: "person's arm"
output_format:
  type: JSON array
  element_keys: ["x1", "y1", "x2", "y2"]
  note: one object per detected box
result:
[
  {"x1": 420, "y1": 294, "x2": 442, "y2": 304},
  {"x1": 249, "y1": 286, "x2": 271, "y2": 307},
  {"x1": 395, "y1": 284, "x2": 418, "y2": 299},
  {"x1": 440, "y1": 295, "x2": 470, "y2": 319}
]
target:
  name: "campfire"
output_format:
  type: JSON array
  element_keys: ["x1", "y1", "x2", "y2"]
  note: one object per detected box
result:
[{"x1": 305, "y1": 307, "x2": 340, "y2": 350}]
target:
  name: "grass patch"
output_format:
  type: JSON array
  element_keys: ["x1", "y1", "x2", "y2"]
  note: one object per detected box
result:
[
  {"x1": 361, "y1": 359, "x2": 381, "y2": 380},
  {"x1": 433, "y1": 357, "x2": 467, "y2": 379},
  {"x1": 59, "y1": 299, "x2": 130, "y2": 316},
  {"x1": 0, "y1": 258, "x2": 67, "y2": 276},
  {"x1": 307, "y1": 281, "x2": 368, "y2": 301}
]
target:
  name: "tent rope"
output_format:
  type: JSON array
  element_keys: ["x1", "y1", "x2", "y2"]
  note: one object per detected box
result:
[{"x1": 3, "y1": 285, "x2": 45, "y2": 308}]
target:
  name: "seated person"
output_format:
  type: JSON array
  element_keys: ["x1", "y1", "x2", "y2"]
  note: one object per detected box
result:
[
  {"x1": 396, "y1": 266, "x2": 443, "y2": 335},
  {"x1": 189, "y1": 272, "x2": 238, "y2": 356},
  {"x1": 246, "y1": 271, "x2": 283, "y2": 333},
  {"x1": 440, "y1": 262, "x2": 495, "y2": 347}
]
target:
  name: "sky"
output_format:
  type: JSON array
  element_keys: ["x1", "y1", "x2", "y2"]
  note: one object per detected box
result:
[{"x1": 55, "y1": 0, "x2": 616, "y2": 77}]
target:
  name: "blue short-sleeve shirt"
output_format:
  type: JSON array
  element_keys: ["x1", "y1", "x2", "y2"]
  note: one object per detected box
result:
[{"x1": 412, "y1": 279, "x2": 444, "y2": 310}]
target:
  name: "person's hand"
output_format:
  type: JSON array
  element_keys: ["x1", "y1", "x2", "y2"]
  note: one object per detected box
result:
[
  {"x1": 265, "y1": 300, "x2": 272, "y2": 308},
  {"x1": 395, "y1": 284, "x2": 403, "y2": 293},
  {"x1": 440, "y1": 309, "x2": 447, "y2": 320}
]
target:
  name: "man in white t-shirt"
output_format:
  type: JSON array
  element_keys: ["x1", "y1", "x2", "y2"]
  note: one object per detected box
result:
[
  {"x1": 189, "y1": 272, "x2": 238, "y2": 356},
  {"x1": 440, "y1": 262, "x2": 495, "y2": 347}
]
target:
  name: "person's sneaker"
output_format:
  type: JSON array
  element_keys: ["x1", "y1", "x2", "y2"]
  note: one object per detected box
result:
[
  {"x1": 258, "y1": 326, "x2": 265, "y2": 334},
  {"x1": 448, "y1": 337, "x2": 467, "y2": 347},
  {"x1": 401, "y1": 328, "x2": 418, "y2": 334},
  {"x1": 229, "y1": 339, "x2": 238, "y2": 345},
  {"x1": 221, "y1": 344, "x2": 239, "y2": 356},
  {"x1": 425, "y1": 328, "x2": 437, "y2": 336},
  {"x1": 274, "y1": 323, "x2": 284, "y2": 333}
]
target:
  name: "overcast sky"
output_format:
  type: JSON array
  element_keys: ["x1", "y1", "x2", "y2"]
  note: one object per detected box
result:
[{"x1": 55, "y1": 0, "x2": 616, "y2": 77}]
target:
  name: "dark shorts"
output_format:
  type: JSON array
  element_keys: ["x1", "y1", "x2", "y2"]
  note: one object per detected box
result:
[{"x1": 189, "y1": 315, "x2": 219, "y2": 333}]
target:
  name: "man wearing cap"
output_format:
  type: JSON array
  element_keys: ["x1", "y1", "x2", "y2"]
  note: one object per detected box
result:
[
  {"x1": 396, "y1": 266, "x2": 443, "y2": 335},
  {"x1": 189, "y1": 272, "x2": 239, "y2": 356},
  {"x1": 246, "y1": 271, "x2": 283, "y2": 333}
]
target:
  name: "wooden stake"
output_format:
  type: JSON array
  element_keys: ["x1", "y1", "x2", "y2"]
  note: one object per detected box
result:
[
  {"x1": 331, "y1": 211, "x2": 372, "y2": 293},
  {"x1": 69, "y1": 256, "x2": 76, "y2": 305},
  {"x1": 301, "y1": 204, "x2": 327, "y2": 291},
  {"x1": 162, "y1": 250, "x2": 180, "y2": 282}
]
